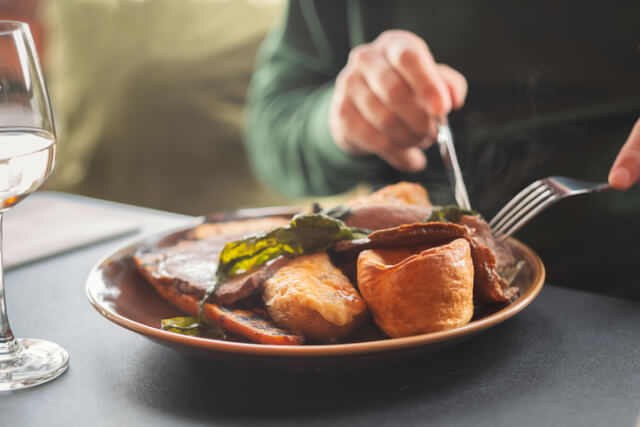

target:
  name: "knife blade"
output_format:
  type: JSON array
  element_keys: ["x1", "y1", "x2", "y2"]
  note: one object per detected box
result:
[{"x1": 436, "y1": 119, "x2": 471, "y2": 209}]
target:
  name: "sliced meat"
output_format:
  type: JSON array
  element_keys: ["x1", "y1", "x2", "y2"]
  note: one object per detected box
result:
[
  {"x1": 144, "y1": 275, "x2": 304, "y2": 345},
  {"x1": 344, "y1": 204, "x2": 432, "y2": 231},
  {"x1": 458, "y1": 214, "x2": 516, "y2": 271},
  {"x1": 203, "y1": 304, "x2": 305, "y2": 345},
  {"x1": 134, "y1": 235, "x2": 290, "y2": 305},
  {"x1": 334, "y1": 222, "x2": 519, "y2": 304}
]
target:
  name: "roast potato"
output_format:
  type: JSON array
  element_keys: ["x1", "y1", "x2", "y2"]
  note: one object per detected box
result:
[
  {"x1": 348, "y1": 182, "x2": 431, "y2": 208},
  {"x1": 263, "y1": 253, "x2": 368, "y2": 342}
]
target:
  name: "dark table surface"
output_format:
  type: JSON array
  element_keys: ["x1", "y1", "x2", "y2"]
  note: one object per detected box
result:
[{"x1": 1, "y1": 192, "x2": 639, "y2": 427}]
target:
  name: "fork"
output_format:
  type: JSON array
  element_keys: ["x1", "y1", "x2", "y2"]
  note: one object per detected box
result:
[{"x1": 489, "y1": 176, "x2": 612, "y2": 240}]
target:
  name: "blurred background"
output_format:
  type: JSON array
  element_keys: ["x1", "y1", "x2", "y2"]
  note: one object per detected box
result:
[{"x1": 0, "y1": 0, "x2": 292, "y2": 216}]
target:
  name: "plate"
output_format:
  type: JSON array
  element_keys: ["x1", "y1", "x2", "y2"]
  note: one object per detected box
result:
[{"x1": 86, "y1": 207, "x2": 545, "y2": 368}]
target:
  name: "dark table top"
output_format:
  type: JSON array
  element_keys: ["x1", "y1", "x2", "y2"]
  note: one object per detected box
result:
[{"x1": 2, "y1": 192, "x2": 639, "y2": 427}]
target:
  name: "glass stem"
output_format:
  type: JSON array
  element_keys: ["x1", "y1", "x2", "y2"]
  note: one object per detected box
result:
[{"x1": 0, "y1": 213, "x2": 20, "y2": 361}]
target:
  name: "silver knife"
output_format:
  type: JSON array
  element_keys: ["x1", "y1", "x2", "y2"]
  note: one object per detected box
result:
[{"x1": 436, "y1": 118, "x2": 471, "y2": 209}]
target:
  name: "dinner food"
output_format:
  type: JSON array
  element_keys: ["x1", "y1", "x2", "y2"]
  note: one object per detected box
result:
[
  {"x1": 263, "y1": 253, "x2": 368, "y2": 341},
  {"x1": 347, "y1": 181, "x2": 432, "y2": 207},
  {"x1": 134, "y1": 236, "x2": 291, "y2": 306},
  {"x1": 358, "y1": 239, "x2": 474, "y2": 337},
  {"x1": 344, "y1": 204, "x2": 432, "y2": 231},
  {"x1": 190, "y1": 217, "x2": 290, "y2": 240},
  {"x1": 334, "y1": 221, "x2": 518, "y2": 304},
  {"x1": 133, "y1": 182, "x2": 521, "y2": 345}
]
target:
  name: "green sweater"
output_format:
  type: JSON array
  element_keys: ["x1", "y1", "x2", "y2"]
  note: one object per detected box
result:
[{"x1": 245, "y1": 0, "x2": 640, "y2": 296}]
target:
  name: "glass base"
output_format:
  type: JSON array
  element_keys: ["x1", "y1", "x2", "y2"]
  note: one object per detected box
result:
[{"x1": 0, "y1": 338, "x2": 69, "y2": 391}]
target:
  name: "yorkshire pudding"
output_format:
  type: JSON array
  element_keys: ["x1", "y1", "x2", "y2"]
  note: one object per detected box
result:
[{"x1": 357, "y1": 238, "x2": 474, "y2": 338}]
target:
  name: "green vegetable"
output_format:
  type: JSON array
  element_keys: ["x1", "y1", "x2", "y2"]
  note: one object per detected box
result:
[
  {"x1": 161, "y1": 315, "x2": 225, "y2": 338},
  {"x1": 213, "y1": 213, "x2": 367, "y2": 284},
  {"x1": 426, "y1": 205, "x2": 481, "y2": 223},
  {"x1": 161, "y1": 317, "x2": 201, "y2": 336}
]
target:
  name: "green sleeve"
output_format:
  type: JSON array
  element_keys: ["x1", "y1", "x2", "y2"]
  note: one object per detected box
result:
[{"x1": 244, "y1": 0, "x2": 385, "y2": 198}]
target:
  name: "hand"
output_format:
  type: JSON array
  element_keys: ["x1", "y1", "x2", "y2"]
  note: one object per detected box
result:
[
  {"x1": 328, "y1": 30, "x2": 467, "y2": 172},
  {"x1": 609, "y1": 118, "x2": 640, "y2": 190}
]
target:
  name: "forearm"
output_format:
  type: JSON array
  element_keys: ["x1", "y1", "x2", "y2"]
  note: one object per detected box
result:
[
  {"x1": 245, "y1": 77, "x2": 383, "y2": 197},
  {"x1": 243, "y1": 0, "x2": 384, "y2": 198}
]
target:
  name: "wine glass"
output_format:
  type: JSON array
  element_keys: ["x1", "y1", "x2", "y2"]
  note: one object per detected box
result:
[{"x1": 0, "y1": 21, "x2": 68, "y2": 390}]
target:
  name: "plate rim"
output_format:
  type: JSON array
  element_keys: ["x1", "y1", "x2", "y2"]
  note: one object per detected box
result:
[{"x1": 86, "y1": 213, "x2": 545, "y2": 358}]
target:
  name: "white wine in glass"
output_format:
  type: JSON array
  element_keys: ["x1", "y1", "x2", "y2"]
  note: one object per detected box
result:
[{"x1": 0, "y1": 21, "x2": 68, "y2": 390}]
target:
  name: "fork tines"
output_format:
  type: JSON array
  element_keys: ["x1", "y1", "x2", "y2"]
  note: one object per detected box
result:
[{"x1": 489, "y1": 179, "x2": 558, "y2": 240}]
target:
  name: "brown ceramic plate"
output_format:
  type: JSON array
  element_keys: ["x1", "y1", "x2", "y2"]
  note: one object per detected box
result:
[{"x1": 86, "y1": 207, "x2": 545, "y2": 368}]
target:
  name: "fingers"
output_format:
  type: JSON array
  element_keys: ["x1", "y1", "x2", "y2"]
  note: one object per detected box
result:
[
  {"x1": 330, "y1": 97, "x2": 427, "y2": 172},
  {"x1": 341, "y1": 67, "x2": 422, "y2": 147},
  {"x1": 354, "y1": 45, "x2": 431, "y2": 136},
  {"x1": 379, "y1": 31, "x2": 453, "y2": 117},
  {"x1": 609, "y1": 118, "x2": 640, "y2": 190},
  {"x1": 437, "y1": 64, "x2": 468, "y2": 110},
  {"x1": 328, "y1": 29, "x2": 467, "y2": 172}
]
